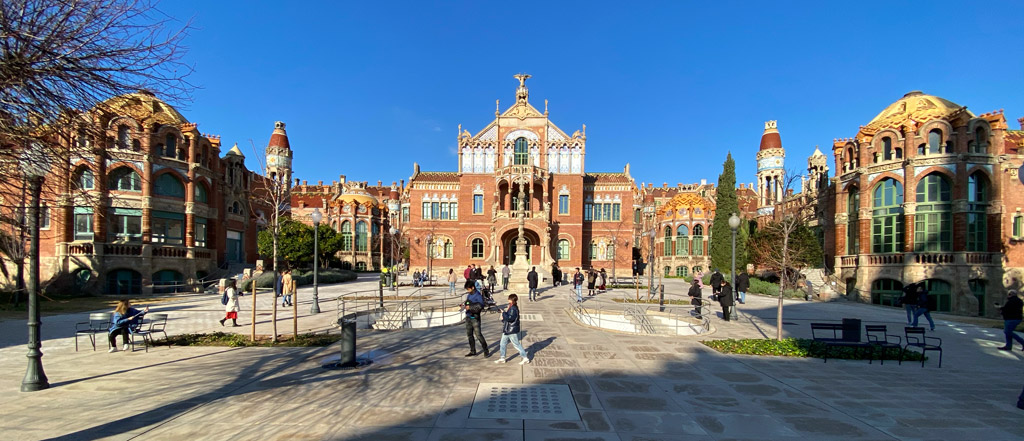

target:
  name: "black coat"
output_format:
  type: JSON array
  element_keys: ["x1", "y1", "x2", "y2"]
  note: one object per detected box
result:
[
  {"x1": 1002, "y1": 295, "x2": 1023, "y2": 320},
  {"x1": 718, "y1": 285, "x2": 734, "y2": 307},
  {"x1": 735, "y1": 273, "x2": 750, "y2": 292},
  {"x1": 527, "y1": 270, "x2": 538, "y2": 288},
  {"x1": 709, "y1": 271, "x2": 724, "y2": 289},
  {"x1": 688, "y1": 283, "x2": 702, "y2": 305}
]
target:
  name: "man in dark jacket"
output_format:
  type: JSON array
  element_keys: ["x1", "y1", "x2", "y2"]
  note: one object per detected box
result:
[
  {"x1": 551, "y1": 265, "x2": 561, "y2": 287},
  {"x1": 997, "y1": 290, "x2": 1024, "y2": 351},
  {"x1": 911, "y1": 283, "x2": 935, "y2": 331},
  {"x1": 688, "y1": 278, "x2": 703, "y2": 317},
  {"x1": 718, "y1": 280, "x2": 734, "y2": 321},
  {"x1": 463, "y1": 281, "x2": 490, "y2": 357},
  {"x1": 527, "y1": 267, "x2": 539, "y2": 301},
  {"x1": 572, "y1": 268, "x2": 584, "y2": 302},
  {"x1": 709, "y1": 269, "x2": 724, "y2": 296},
  {"x1": 735, "y1": 271, "x2": 750, "y2": 304}
]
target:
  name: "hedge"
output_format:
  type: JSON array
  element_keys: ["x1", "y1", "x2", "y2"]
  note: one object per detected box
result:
[
  {"x1": 240, "y1": 269, "x2": 357, "y2": 291},
  {"x1": 703, "y1": 338, "x2": 925, "y2": 361}
]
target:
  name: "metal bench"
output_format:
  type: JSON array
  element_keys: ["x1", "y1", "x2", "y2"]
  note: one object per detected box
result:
[
  {"x1": 865, "y1": 325, "x2": 901, "y2": 365},
  {"x1": 75, "y1": 313, "x2": 112, "y2": 351},
  {"x1": 810, "y1": 322, "x2": 872, "y2": 363},
  {"x1": 900, "y1": 327, "x2": 942, "y2": 367}
]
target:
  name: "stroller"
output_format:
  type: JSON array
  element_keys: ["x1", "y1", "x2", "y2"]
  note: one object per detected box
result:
[{"x1": 481, "y1": 286, "x2": 496, "y2": 306}]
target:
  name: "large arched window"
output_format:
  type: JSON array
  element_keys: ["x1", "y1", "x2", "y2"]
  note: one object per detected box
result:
[
  {"x1": 871, "y1": 178, "x2": 903, "y2": 253},
  {"x1": 153, "y1": 269, "x2": 184, "y2": 294},
  {"x1": 557, "y1": 239, "x2": 570, "y2": 260},
  {"x1": 514, "y1": 137, "x2": 529, "y2": 165},
  {"x1": 693, "y1": 224, "x2": 704, "y2": 255},
  {"x1": 676, "y1": 224, "x2": 689, "y2": 256},
  {"x1": 471, "y1": 238, "x2": 484, "y2": 259},
  {"x1": 914, "y1": 174, "x2": 951, "y2": 252},
  {"x1": 108, "y1": 167, "x2": 141, "y2": 192},
  {"x1": 847, "y1": 186, "x2": 859, "y2": 254},
  {"x1": 967, "y1": 172, "x2": 989, "y2": 251},
  {"x1": 675, "y1": 266, "x2": 688, "y2": 277},
  {"x1": 106, "y1": 269, "x2": 141, "y2": 295},
  {"x1": 154, "y1": 173, "x2": 185, "y2": 198},
  {"x1": 340, "y1": 221, "x2": 352, "y2": 251},
  {"x1": 194, "y1": 183, "x2": 208, "y2": 204},
  {"x1": 74, "y1": 167, "x2": 94, "y2": 190},
  {"x1": 590, "y1": 241, "x2": 598, "y2": 259},
  {"x1": 355, "y1": 221, "x2": 368, "y2": 251},
  {"x1": 969, "y1": 279, "x2": 986, "y2": 316},
  {"x1": 117, "y1": 125, "x2": 130, "y2": 149},
  {"x1": 663, "y1": 226, "x2": 673, "y2": 256},
  {"x1": 927, "y1": 129, "x2": 942, "y2": 154},
  {"x1": 870, "y1": 278, "x2": 903, "y2": 306},
  {"x1": 443, "y1": 240, "x2": 453, "y2": 259}
]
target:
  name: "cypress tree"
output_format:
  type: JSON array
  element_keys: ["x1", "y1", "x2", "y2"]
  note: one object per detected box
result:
[{"x1": 710, "y1": 152, "x2": 746, "y2": 275}]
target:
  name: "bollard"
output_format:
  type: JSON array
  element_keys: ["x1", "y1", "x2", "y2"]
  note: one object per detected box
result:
[
  {"x1": 659, "y1": 284, "x2": 665, "y2": 312},
  {"x1": 339, "y1": 319, "x2": 357, "y2": 367}
]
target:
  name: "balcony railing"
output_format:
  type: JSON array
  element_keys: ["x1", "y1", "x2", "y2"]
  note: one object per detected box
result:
[
  {"x1": 69, "y1": 243, "x2": 93, "y2": 255},
  {"x1": 153, "y1": 246, "x2": 187, "y2": 258},
  {"x1": 914, "y1": 253, "x2": 953, "y2": 264},
  {"x1": 104, "y1": 244, "x2": 142, "y2": 256},
  {"x1": 838, "y1": 252, "x2": 999, "y2": 268},
  {"x1": 196, "y1": 249, "x2": 213, "y2": 259},
  {"x1": 840, "y1": 256, "x2": 858, "y2": 266}
]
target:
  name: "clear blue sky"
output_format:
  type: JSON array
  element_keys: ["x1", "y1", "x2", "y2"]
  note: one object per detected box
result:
[{"x1": 162, "y1": 1, "x2": 1024, "y2": 189}]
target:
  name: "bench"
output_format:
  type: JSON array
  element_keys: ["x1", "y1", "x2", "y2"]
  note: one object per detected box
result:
[
  {"x1": 900, "y1": 327, "x2": 942, "y2": 368},
  {"x1": 810, "y1": 323, "x2": 872, "y2": 363}
]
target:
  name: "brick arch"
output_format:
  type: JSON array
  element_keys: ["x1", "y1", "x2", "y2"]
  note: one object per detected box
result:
[
  {"x1": 873, "y1": 128, "x2": 903, "y2": 145},
  {"x1": 106, "y1": 161, "x2": 143, "y2": 176},
  {"x1": 966, "y1": 166, "x2": 997, "y2": 200},
  {"x1": 556, "y1": 233, "x2": 576, "y2": 249},
  {"x1": 107, "y1": 115, "x2": 141, "y2": 131},
  {"x1": 463, "y1": 232, "x2": 487, "y2": 248},
  {"x1": 866, "y1": 171, "x2": 905, "y2": 190},
  {"x1": 917, "y1": 119, "x2": 955, "y2": 140},
  {"x1": 151, "y1": 168, "x2": 187, "y2": 182},
  {"x1": 967, "y1": 118, "x2": 991, "y2": 135},
  {"x1": 912, "y1": 165, "x2": 955, "y2": 181}
]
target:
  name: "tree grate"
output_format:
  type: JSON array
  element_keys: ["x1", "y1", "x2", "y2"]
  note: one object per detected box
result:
[{"x1": 470, "y1": 383, "x2": 579, "y2": 420}]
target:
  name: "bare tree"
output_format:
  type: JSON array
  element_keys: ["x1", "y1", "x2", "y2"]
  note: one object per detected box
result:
[
  {"x1": 747, "y1": 171, "x2": 818, "y2": 340},
  {"x1": 247, "y1": 141, "x2": 289, "y2": 342}
]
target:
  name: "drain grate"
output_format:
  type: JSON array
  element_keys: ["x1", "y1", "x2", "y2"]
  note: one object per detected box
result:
[
  {"x1": 470, "y1": 383, "x2": 579, "y2": 420},
  {"x1": 520, "y1": 314, "x2": 543, "y2": 322}
]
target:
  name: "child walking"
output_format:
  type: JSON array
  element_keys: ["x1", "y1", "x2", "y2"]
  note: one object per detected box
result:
[{"x1": 495, "y1": 294, "x2": 531, "y2": 365}]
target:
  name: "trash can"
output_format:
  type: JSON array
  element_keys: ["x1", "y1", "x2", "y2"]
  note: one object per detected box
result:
[{"x1": 841, "y1": 318, "x2": 862, "y2": 342}]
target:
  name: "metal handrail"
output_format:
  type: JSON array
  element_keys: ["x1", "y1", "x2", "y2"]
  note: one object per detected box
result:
[{"x1": 336, "y1": 286, "x2": 465, "y2": 330}]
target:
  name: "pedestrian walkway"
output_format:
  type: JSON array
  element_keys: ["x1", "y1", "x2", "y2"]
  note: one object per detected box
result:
[{"x1": 0, "y1": 275, "x2": 1020, "y2": 440}]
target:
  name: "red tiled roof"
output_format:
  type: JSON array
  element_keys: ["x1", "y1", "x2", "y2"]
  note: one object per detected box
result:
[
  {"x1": 584, "y1": 173, "x2": 632, "y2": 184},
  {"x1": 760, "y1": 132, "x2": 782, "y2": 151},
  {"x1": 414, "y1": 172, "x2": 460, "y2": 183}
]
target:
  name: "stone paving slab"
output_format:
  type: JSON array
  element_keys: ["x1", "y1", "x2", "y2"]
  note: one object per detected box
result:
[{"x1": 0, "y1": 275, "x2": 1022, "y2": 440}]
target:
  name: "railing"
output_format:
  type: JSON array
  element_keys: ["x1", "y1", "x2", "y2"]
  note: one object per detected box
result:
[
  {"x1": 103, "y1": 244, "x2": 142, "y2": 256},
  {"x1": 840, "y1": 256, "x2": 858, "y2": 266},
  {"x1": 566, "y1": 286, "x2": 709, "y2": 336},
  {"x1": 153, "y1": 246, "x2": 187, "y2": 258},
  {"x1": 196, "y1": 249, "x2": 213, "y2": 259},
  {"x1": 867, "y1": 254, "x2": 903, "y2": 265},
  {"x1": 69, "y1": 243, "x2": 93, "y2": 255},
  {"x1": 336, "y1": 287, "x2": 465, "y2": 330},
  {"x1": 965, "y1": 252, "x2": 995, "y2": 264},
  {"x1": 914, "y1": 253, "x2": 953, "y2": 264}
]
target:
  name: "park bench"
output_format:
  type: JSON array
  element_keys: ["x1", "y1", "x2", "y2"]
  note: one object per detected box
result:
[
  {"x1": 864, "y1": 325, "x2": 901, "y2": 365},
  {"x1": 810, "y1": 322, "x2": 872, "y2": 363},
  {"x1": 75, "y1": 313, "x2": 112, "y2": 351},
  {"x1": 899, "y1": 327, "x2": 942, "y2": 368}
]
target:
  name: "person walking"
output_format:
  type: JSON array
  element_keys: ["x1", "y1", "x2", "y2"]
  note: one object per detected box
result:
[
  {"x1": 281, "y1": 270, "x2": 294, "y2": 307},
  {"x1": 996, "y1": 290, "x2": 1024, "y2": 351},
  {"x1": 501, "y1": 264, "x2": 511, "y2": 291},
  {"x1": 718, "y1": 280, "x2": 734, "y2": 321},
  {"x1": 447, "y1": 268, "x2": 458, "y2": 296},
  {"x1": 551, "y1": 264, "x2": 561, "y2": 287},
  {"x1": 735, "y1": 270, "x2": 749, "y2": 305},
  {"x1": 899, "y1": 282, "x2": 919, "y2": 325},
  {"x1": 586, "y1": 269, "x2": 597, "y2": 296},
  {"x1": 494, "y1": 294, "x2": 531, "y2": 365},
  {"x1": 108, "y1": 300, "x2": 149, "y2": 352},
  {"x1": 572, "y1": 268, "x2": 584, "y2": 302},
  {"x1": 709, "y1": 268, "x2": 724, "y2": 297},
  {"x1": 911, "y1": 283, "x2": 935, "y2": 331},
  {"x1": 463, "y1": 281, "x2": 489, "y2": 357},
  {"x1": 527, "y1": 266, "x2": 539, "y2": 302},
  {"x1": 688, "y1": 278, "x2": 703, "y2": 317},
  {"x1": 599, "y1": 268, "x2": 607, "y2": 292},
  {"x1": 219, "y1": 279, "x2": 241, "y2": 327},
  {"x1": 473, "y1": 265, "x2": 484, "y2": 292},
  {"x1": 464, "y1": 264, "x2": 473, "y2": 281},
  {"x1": 487, "y1": 266, "x2": 498, "y2": 292}
]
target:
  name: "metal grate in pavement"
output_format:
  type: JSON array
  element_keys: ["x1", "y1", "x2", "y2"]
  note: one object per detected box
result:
[
  {"x1": 470, "y1": 383, "x2": 579, "y2": 420},
  {"x1": 520, "y1": 314, "x2": 543, "y2": 321}
]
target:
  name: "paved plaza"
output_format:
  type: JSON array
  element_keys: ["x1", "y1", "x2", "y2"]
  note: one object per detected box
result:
[{"x1": 0, "y1": 274, "x2": 1022, "y2": 440}]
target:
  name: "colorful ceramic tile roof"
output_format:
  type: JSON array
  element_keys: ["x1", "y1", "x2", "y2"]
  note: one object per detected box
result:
[
  {"x1": 863, "y1": 91, "x2": 973, "y2": 132},
  {"x1": 656, "y1": 193, "x2": 715, "y2": 217}
]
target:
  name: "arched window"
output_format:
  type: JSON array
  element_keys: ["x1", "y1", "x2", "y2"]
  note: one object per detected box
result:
[
  {"x1": 154, "y1": 173, "x2": 185, "y2": 198},
  {"x1": 882, "y1": 137, "x2": 893, "y2": 161},
  {"x1": 967, "y1": 172, "x2": 988, "y2": 251},
  {"x1": 340, "y1": 221, "x2": 352, "y2": 251},
  {"x1": 194, "y1": 183, "x2": 208, "y2": 203},
  {"x1": 355, "y1": 221, "x2": 368, "y2": 251},
  {"x1": 676, "y1": 224, "x2": 689, "y2": 256},
  {"x1": 847, "y1": 186, "x2": 859, "y2": 254},
  {"x1": 557, "y1": 239, "x2": 570, "y2": 260},
  {"x1": 514, "y1": 137, "x2": 529, "y2": 165},
  {"x1": 870, "y1": 278, "x2": 903, "y2": 306},
  {"x1": 471, "y1": 238, "x2": 484, "y2": 259},
  {"x1": 152, "y1": 269, "x2": 184, "y2": 294},
  {"x1": 117, "y1": 125, "x2": 130, "y2": 149},
  {"x1": 972, "y1": 126, "x2": 988, "y2": 154},
  {"x1": 927, "y1": 129, "x2": 942, "y2": 154},
  {"x1": 871, "y1": 178, "x2": 903, "y2": 253},
  {"x1": 693, "y1": 224, "x2": 704, "y2": 255},
  {"x1": 590, "y1": 241, "x2": 598, "y2": 259},
  {"x1": 74, "y1": 167, "x2": 94, "y2": 190},
  {"x1": 914, "y1": 174, "x2": 951, "y2": 252},
  {"x1": 969, "y1": 279, "x2": 986, "y2": 316},
  {"x1": 108, "y1": 167, "x2": 140, "y2": 192},
  {"x1": 675, "y1": 266, "x2": 688, "y2": 277},
  {"x1": 444, "y1": 240, "x2": 453, "y2": 259},
  {"x1": 634, "y1": 209, "x2": 641, "y2": 223},
  {"x1": 106, "y1": 269, "x2": 141, "y2": 295},
  {"x1": 164, "y1": 133, "x2": 177, "y2": 157},
  {"x1": 921, "y1": 279, "x2": 951, "y2": 312},
  {"x1": 606, "y1": 242, "x2": 615, "y2": 260}
]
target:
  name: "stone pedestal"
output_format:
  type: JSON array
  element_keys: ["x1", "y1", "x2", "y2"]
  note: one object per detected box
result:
[{"x1": 507, "y1": 251, "x2": 531, "y2": 294}]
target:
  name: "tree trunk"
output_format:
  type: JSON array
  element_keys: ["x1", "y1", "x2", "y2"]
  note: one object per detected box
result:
[
  {"x1": 271, "y1": 217, "x2": 279, "y2": 343},
  {"x1": 777, "y1": 231, "x2": 789, "y2": 341}
]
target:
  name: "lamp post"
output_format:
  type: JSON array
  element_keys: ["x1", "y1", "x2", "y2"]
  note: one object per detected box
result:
[
  {"x1": 425, "y1": 233, "x2": 432, "y2": 287},
  {"x1": 21, "y1": 142, "x2": 50, "y2": 392},
  {"x1": 647, "y1": 225, "x2": 656, "y2": 302},
  {"x1": 389, "y1": 227, "x2": 398, "y2": 293},
  {"x1": 728, "y1": 213, "x2": 741, "y2": 301},
  {"x1": 310, "y1": 208, "x2": 322, "y2": 314}
]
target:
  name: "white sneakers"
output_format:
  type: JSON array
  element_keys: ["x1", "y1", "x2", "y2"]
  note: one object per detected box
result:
[
  {"x1": 108, "y1": 347, "x2": 118, "y2": 353},
  {"x1": 494, "y1": 357, "x2": 531, "y2": 365},
  {"x1": 520, "y1": 358, "x2": 531, "y2": 365},
  {"x1": 122, "y1": 344, "x2": 129, "y2": 351},
  {"x1": 494, "y1": 358, "x2": 506, "y2": 364}
]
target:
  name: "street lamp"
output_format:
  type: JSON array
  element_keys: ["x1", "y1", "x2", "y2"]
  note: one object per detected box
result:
[
  {"x1": 425, "y1": 233, "x2": 432, "y2": 287},
  {"x1": 389, "y1": 227, "x2": 398, "y2": 292},
  {"x1": 21, "y1": 142, "x2": 51, "y2": 392},
  {"x1": 647, "y1": 226, "x2": 656, "y2": 302},
  {"x1": 310, "y1": 208, "x2": 322, "y2": 314},
  {"x1": 729, "y1": 213, "x2": 741, "y2": 301}
]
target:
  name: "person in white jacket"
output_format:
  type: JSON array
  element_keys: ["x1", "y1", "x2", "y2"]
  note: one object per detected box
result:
[{"x1": 219, "y1": 279, "x2": 241, "y2": 327}]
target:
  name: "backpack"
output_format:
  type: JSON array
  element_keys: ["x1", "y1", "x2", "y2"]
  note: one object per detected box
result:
[{"x1": 221, "y1": 292, "x2": 229, "y2": 305}]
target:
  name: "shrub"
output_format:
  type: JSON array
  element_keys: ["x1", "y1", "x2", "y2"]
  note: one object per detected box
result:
[
  {"x1": 746, "y1": 277, "x2": 804, "y2": 299},
  {"x1": 702, "y1": 338, "x2": 925, "y2": 361},
  {"x1": 161, "y1": 332, "x2": 340, "y2": 347},
  {"x1": 241, "y1": 269, "x2": 357, "y2": 291}
]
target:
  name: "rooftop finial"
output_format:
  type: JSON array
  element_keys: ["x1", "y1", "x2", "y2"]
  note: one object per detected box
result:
[
  {"x1": 514, "y1": 73, "x2": 531, "y2": 103},
  {"x1": 764, "y1": 120, "x2": 778, "y2": 132}
]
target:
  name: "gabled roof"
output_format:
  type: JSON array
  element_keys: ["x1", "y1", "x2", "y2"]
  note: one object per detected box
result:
[{"x1": 413, "y1": 171, "x2": 460, "y2": 183}]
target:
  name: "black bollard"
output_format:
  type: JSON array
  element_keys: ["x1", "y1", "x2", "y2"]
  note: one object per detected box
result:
[
  {"x1": 339, "y1": 319, "x2": 357, "y2": 367},
  {"x1": 659, "y1": 284, "x2": 665, "y2": 312}
]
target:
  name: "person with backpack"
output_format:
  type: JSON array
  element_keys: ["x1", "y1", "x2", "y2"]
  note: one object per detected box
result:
[
  {"x1": 911, "y1": 283, "x2": 935, "y2": 331},
  {"x1": 463, "y1": 281, "x2": 489, "y2": 357},
  {"x1": 219, "y1": 278, "x2": 241, "y2": 327},
  {"x1": 586, "y1": 269, "x2": 597, "y2": 296},
  {"x1": 494, "y1": 293, "x2": 531, "y2": 365},
  {"x1": 551, "y1": 264, "x2": 561, "y2": 287},
  {"x1": 996, "y1": 289, "x2": 1024, "y2": 351},
  {"x1": 486, "y1": 266, "x2": 498, "y2": 293}
]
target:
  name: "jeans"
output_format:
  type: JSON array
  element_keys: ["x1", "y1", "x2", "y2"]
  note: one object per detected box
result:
[
  {"x1": 529, "y1": 287, "x2": 537, "y2": 301},
  {"x1": 502, "y1": 277, "x2": 509, "y2": 290},
  {"x1": 282, "y1": 294, "x2": 292, "y2": 305},
  {"x1": 1003, "y1": 319, "x2": 1024, "y2": 348},
  {"x1": 499, "y1": 332, "x2": 529, "y2": 360},
  {"x1": 574, "y1": 285, "x2": 583, "y2": 302},
  {"x1": 737, "y1": 291, "x2": 746, "y2": 303},
  {"x1": 449, "y1": 282, "x2": 456, "y2": 296},
  {"x1": 904, "y1": 304, "x2": 917, "y2": 324},
  {"x1": 912, "y1": 308, "x2": 935, "y2": 330},
  {"x1": 465, "y1": 317, "x2": 487, "y2": 354}
]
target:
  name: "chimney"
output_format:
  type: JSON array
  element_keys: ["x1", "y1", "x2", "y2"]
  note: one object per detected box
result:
[
  {"x1": 294, "y1": 178, "x2": 300, "y2": 187},
  {"x1": 740, "y1": 183, "x2": 745, "y2": 189},
  {"x1": 1019, "y1": 116, "x2": 1024, "y2": 130},
  {"x1": 318, "y1": 180, "x2": 323, "y2": 186},
  {"x1": 339, "y1": 174, "x2": 346, "y2": 185},
  {"x1": 700, "y1": 179, "x2": 707, "y2": 186},
  {"x1": 303, "y1": 180, "x2": 308, "y2": 186},
  {"x1": 377, "y1": 180, "x2": 382, "y2": 187}
]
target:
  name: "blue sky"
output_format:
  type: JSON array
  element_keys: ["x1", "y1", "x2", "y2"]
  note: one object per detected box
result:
[{"x1": 162, "y1": 1, "x2": 1024, "y2": 189}]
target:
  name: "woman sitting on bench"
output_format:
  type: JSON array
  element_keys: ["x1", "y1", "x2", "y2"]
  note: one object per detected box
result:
[{"x1": 108, "y1": 300, "x2": 148, "y2": 353}]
